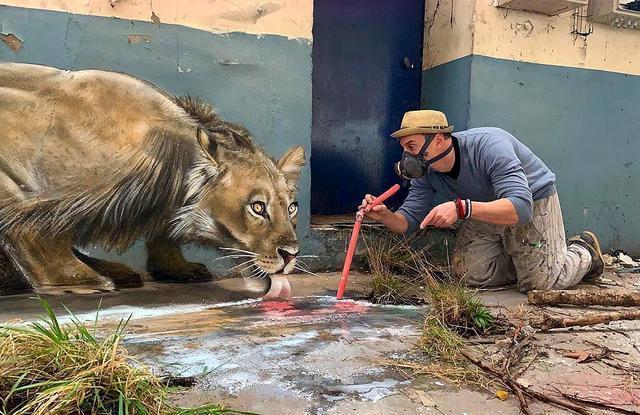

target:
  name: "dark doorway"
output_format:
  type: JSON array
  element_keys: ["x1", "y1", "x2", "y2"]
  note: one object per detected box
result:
[{"x1": 311, "y1": 0, "x2": 425, "y2": 216}]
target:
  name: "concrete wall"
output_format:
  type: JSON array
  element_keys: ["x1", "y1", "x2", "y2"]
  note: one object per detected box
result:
[
  {"x1": 421, "y1": 0, "x2": 474, "y2": 130},
  {"x1": 0, "y1": 1, "x2": 313, "y2": 272},
  {"x1": 422, "y1": 0, "x2": 640, "y2": 254}
]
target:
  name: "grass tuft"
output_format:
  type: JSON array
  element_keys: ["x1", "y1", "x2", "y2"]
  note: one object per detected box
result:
[
  {"x1": 361, "y1": 231, "x2": 442, "y2": 305},
  {"x1": 360, "y1": 231, "x2": 497, "y2": 388},
  {"x1": 420, "y1": 316, "x2": 464, "y2": 359},
  {"x1": 370, "y1": 273, "x2": 407, "y2": 305},
  {"x1": 426, "y1": 282, "x2": 493, "y2": 334},
  {"x1": 0, "y1": 298, "x2": 253, "y2": 415},
  {"x1": 405, "y1": 296, "x2": 494, "y2": 389}
]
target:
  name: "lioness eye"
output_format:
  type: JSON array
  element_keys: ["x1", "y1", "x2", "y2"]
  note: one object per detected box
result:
[
  {"x1": 251, "y1": 201, "x2": 266, "y2": 216},
  {"x1": 288, "y1": 202, "x2": 298, "y2": 215}
]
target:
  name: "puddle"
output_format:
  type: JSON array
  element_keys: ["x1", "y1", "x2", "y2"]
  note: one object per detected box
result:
[
  {"x1": 3, "y1": 287, "x2": 426, "y2": 412},
  {"x1": 93, "y1": 296, "x2": 425, "y2": 408}
]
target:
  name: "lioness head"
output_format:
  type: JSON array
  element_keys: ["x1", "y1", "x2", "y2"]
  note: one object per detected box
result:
[{"x1": 171, "y1": 122, "x2": 305, "y2": 299}]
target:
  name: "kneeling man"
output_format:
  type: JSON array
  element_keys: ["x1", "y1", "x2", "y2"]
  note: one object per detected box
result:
[{"x1": 360, "y1": 110, "x2": 604, "y2": 292}]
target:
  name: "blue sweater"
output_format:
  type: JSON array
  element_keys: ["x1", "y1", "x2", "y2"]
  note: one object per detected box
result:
[{"x1": 397, "y1": 127, "x2": 556, "y2": 233}]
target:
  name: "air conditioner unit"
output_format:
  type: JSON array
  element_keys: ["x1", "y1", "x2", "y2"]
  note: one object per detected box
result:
[
  {"x1": 589, "y1": 0, "x2": 640, "y2": 29},
  {"x1": 495, "y1": 0, "x2": 588, "y2": 16}
]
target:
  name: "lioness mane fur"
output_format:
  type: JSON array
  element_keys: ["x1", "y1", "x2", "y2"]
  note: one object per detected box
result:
[{"x1": 0, "y1": 96, "x2": 261, "y2": 253}]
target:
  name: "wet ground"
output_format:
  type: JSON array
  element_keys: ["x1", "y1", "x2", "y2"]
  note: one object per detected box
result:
[
  {"x1": 1, "y1": 271, "x2": 639, "y2": 414},
  {"x1": 128, "y1": 296, "x2": 421, "y2": 414},
  {"x1": 0, "y1": 272, "x2": 531, "y2": 414}
]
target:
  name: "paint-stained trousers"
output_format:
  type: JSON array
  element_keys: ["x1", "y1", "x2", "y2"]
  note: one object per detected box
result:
[{"x1": 452, "y1": 193, "x2": 592, "y2": 292}]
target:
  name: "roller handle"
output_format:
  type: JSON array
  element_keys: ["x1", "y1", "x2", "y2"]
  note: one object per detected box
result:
[
  {"x1": 337, "y1": 184, "x2": 401, "y2": 300},
  {"x1": 364, "y1": 184, "x2": 401, "y2": 212}
]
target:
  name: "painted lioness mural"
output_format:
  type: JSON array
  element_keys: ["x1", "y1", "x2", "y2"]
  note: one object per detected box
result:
[{"x1": 0, "y1": 63, "x2": 305, "y2": 299}]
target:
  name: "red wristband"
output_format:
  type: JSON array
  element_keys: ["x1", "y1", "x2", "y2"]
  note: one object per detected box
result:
[{"x1": 454, "y1": 197, "x2": 465, "y2": 219}]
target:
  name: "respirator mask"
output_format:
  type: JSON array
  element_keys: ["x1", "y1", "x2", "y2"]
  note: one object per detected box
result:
[{"x1": 394, "y1": 136, "x2": 454, "y2": 180}]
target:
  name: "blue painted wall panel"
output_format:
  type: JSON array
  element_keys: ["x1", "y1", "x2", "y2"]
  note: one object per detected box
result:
[
  {"x1": 0, "y1": 5, "x2": 312, "y2": 270},
  {"x1": 310, "y1": 0, "x2": 425, "y2": 214},
  {"x1": 422, "y1": 54, "x2": 640, "y2": 254},
  {"x1": 469, "y1": 56, "x2": 640, "y2": 254},
  {"x1": 421, "y1": 55, "x2": 472, "y2": 131}
]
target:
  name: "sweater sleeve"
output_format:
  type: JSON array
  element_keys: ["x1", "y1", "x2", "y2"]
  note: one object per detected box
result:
[
  {"x1": 480, "y1": 138, "x2": 534, "y2": 224},
  {"x1": 396, "y1": 176, "x2": 435, "y2": 234}
]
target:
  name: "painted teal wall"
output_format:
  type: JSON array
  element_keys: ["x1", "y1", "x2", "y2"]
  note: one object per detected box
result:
[
  {"x1": 421, "y1": 55, "x2": 471, "y2": 131},
  {"x1": 422, "y1": 55, "x2": 640, "y2": 254},
  {"x1": 0, "y1": 5, "x2": 312, "y2": 271}
]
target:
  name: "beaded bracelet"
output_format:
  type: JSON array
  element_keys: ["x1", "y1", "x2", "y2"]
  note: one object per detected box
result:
[{"x1": 464, "y1": 199, "x2": 472, "y2": 220}]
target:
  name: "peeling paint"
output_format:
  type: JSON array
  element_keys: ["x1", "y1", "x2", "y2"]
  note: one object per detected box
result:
[
  {"x1": 473, "y1": 1, "x2": 640, "y2": 76},
  {"x1": 150, "y1": 11, "x2": 160, "y2": 26},
  {"x1": 1, "y1": 33, "x2": 22, "y2": 53},
  {"x1": 216, "y1": 58, "x2": 255, "y2": 66},
  {"x1": 219, "y1": 2, "x2": 284, "y2": 25},
  {"x1": 126, "y1": 34, "x2": 152, "y2": 44},
  {"x1": 511, "y1": 19, "x2": 534, "y2": 37},
  {"x1": 423, "y1": 0, "x2": 475, "y2": 70}
]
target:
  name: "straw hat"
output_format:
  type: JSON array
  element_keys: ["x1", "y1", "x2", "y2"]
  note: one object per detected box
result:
[{"x1": 390, "y1": 110, "x2": 454, "y2": 138}]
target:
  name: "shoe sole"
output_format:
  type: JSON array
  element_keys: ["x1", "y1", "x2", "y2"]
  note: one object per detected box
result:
[{"x1": 582, "y1": 231, "x2": 604, "y2": 276}]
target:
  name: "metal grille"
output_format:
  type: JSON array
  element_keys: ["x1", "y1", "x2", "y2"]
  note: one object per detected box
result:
[{"x1": 572, "y1": 5, "x2": 593, "y2": 37}]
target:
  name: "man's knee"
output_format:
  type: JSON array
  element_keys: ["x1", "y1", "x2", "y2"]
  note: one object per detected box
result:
[
  {"x1": 452, "y1": 251, "x2": 514, "y2": 287},
  {"x1": 511, "y1": 244, "x2": 563, "y2": 292},
  {"x1": 515, "y1": 271, "x2": 552, "y2": 292}
]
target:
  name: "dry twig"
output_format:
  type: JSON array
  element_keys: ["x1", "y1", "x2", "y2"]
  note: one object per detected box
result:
[
  {"x1": 460, "y1": 349, "x2": 592, "y2": 415},
  {"x1": 534, "y1": 309, "x2": 640, "y2": 331},
  {"x1": 559, "y1": 391, "x2": 640, "y2": 415},
  {"x1": 528, "y1": 289, "x2": 640, "y2": 307}
]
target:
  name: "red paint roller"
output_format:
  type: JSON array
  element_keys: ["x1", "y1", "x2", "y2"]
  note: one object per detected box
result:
[{"x1": 336, "y1": 184, "x2": 401, "y2": 300}]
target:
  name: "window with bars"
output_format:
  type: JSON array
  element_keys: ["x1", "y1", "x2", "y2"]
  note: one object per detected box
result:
[
  {"x1": 620, "y1": 0, "x2": 640, "y2": 12},
  {"x1": 589, "y1": 0, "x2": 640, "y2": 29}
]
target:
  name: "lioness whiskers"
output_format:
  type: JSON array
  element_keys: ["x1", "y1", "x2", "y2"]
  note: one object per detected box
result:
[
  {"x1": 219, "y1": 247, "x2": 259, "y2": 256},
  {"x1": 293, "y1": 263, "x2": 322, "y2": 278},
  {"x1": 215, "y1": 253, "x2": 256, "y2": 261},
  {"x1": 248, "y1": 267, "x2": 268, "y2": 280},
  {"x1": 227, "y1": 258, "x2": 257, "y2": 272}
]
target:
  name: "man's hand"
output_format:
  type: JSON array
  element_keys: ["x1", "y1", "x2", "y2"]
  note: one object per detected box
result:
[
  {"x1": 359, "y1": 194, "x2": 390, "y2": 222},
  {"x1": 420, "y1": 201, "x2": 458, "y2": 229},
  {"x1": 358, "y1": 193, "x2": 409, "y2": 234}
]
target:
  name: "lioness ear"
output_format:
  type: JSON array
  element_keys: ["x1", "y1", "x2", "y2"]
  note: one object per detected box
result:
[
  {"x1": 197, "y1": 127, "x2": 220, "y2": 165},
  {"x1": 277, "y1": 146, "x2": 305, "y2": 189},
  {"x1": 198, "y1": 126, "x2": 252, "y2": 165}
]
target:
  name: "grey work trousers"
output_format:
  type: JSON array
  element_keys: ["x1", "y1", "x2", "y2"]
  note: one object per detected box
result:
[{"x1": 451, "y1": 193, "x2": 592, "y2": 292}]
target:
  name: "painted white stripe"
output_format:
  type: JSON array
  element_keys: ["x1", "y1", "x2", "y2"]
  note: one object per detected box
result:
[{"x1": 0, "y1": 0, "x2": 313, "y2": 39}]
